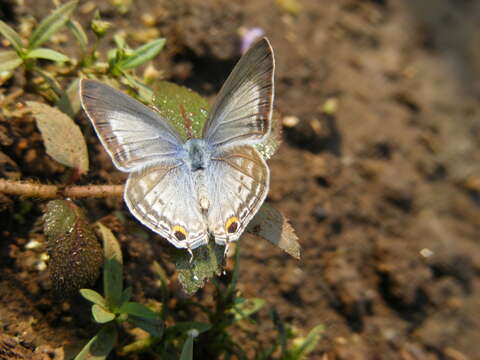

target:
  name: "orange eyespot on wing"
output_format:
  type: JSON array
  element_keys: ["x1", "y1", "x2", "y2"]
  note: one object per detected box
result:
[
  {"x1": 173, "y1": 225, "x2": 188, "y2": 241},
  {"x1": 225, "y1": 216, "x2": 239, "y2": 234}
]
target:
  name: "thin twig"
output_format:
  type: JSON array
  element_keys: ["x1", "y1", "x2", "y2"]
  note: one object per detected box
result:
[{"x1": 0, "y1": 179, "x2": 123, "y2": 199}]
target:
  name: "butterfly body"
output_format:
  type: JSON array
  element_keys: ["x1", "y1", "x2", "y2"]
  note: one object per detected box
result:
[{"x1": 81, "y1": 38, "x2": 275, "y2": 251}]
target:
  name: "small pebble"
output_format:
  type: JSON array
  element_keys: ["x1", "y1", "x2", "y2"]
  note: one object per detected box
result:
[{"x1": 282, "y1": 115, "x2": 299, "y2": 127}]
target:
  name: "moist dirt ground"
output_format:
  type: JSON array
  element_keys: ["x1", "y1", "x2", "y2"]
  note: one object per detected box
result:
[{"x1": 1, "y1": 0, "x2": 480, "y2": 359}]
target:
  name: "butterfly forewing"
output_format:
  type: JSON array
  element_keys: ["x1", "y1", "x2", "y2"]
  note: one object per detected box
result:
[
  {"x1": 203, "y1": 38, "x2": 274, "y2": 147},
  {"x1": 205, "y1": 146, "x2": 269, "y2": 245},
  {"x1": 125, "y1": 161, "x2": 209, "y2": 249},
  {"x1": 80, "y1": 79, "x2": 183, "y2": 172}
]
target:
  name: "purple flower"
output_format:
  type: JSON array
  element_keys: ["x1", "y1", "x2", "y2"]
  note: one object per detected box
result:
[{"x1": 240, "y1": 27, "x2": 265, "y2": 54}]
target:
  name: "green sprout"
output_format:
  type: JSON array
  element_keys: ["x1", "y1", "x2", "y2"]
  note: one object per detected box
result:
[
  {"x1": 0, "y1": 0, "x2": 77, "y2": 73},
  {"x1": 75, "y1": 223, "x2": 163, "y2": 359}
]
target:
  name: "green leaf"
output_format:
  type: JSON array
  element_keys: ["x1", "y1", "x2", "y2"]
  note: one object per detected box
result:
[
  {"x1": 120, "y1": 286, "x2": 133, "y2": 304},
  {"x1": 174, "y1": 240, "x2": 224, "y2": 295},
  {"x1": 25, "y1": 47, "x2": 69, "y2": 62},
  {"x1": 56, "y1": 77, "x2": 81, "y2": 118},
  {"x1": 116, "y1": 38, "x2": 165, "y2": 70},
  {"x1": 129, "y1": 315, "x2": 163, "y2": 338},
  {"x1": 67, "y1": 19, "x2": 88, "y2": 51},
  {"x1": 231, "y1": 298, "x2": 266, "y2": 323},
  {"x1": 152, "y1": 81, "x2": 210, "y2": 140},
  {"x1": 166, "y1": 322, "x2": 211, "y2": 336},
  {"x1": 104, "y1": 258, "x2": 123, "y2": 310},
  {"x1": 96, "y1": 222, "x2": 123, "y2": 264},
  {"x1": 179, "y1": 335, "x2": 194, "y2": 360},
  {"x1": 122, "y1": 72, "x2": 154, "y2": 104},
  {"x1": 29, "y1": 0, "x2": 78, "y2": 49},
  {"x1": 0, "y1": 21, "x2": 24, "y2": 53},
  {"x1": 74, "y1": 323, "x2": 117, "y2": 360},
  {"x1": 92, "y1": 304, "x2": 116, "y2": 323},
  {"x1": 27, "y1": 101, "x2": 89, "y2": 174},
  {"x1": 245, "y1": 204, "x2": 301, "y2": 259},
  {"x1": 119, "y1": 302, "x2": 158, "y2": 319},
  {"x1": 0, "y1": 50, "x2": 22, "y2": 72},
  {"x1": 34, "y1": 68, "x2": 63, "y2": 96},
  {"x1": 80, "y1": 289, "x2": 107, "y2": 307},
  {"x1": 289, "y1": 325, "x2": 324, "y2": 359}
]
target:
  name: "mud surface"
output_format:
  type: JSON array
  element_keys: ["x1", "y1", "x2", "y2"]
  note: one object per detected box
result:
[{"x1": 1, "y1": 0, "x2": 480, "y2": 358}]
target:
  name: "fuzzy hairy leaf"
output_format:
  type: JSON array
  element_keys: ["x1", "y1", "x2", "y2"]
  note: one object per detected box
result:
[
  {"x1": 44, "y1": 200, "x2": 103, "y2": 297},
  {"x1": 29, "y1": 0, "x2": 78, "y2": 49},
  {"x1": 28, "y1": 101, "x2": 89, "y2": 174},
  {"x1": 173, "y1": 240, "x2": 224, "y2": 295},
  {"x1": 152, "y1": 81, "x2": 210, "y2": 140}
]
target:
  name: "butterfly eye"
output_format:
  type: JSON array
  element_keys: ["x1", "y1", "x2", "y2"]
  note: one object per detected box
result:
[
  {"x1": 225, "y1": 216, "x2": 239, "y2": 234},
  {"x1": 173, "y1": 225, "x2": 188, "y2": 241}
]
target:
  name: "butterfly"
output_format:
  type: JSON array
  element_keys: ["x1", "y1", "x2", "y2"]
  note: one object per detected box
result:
[{"x1": 80, "y1": 38, "x2": 275, "y2": 253}]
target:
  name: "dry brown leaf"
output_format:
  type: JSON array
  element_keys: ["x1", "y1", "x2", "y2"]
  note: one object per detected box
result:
[
  {"x1": 27, "y1": 101, "x2": 89, "y2": 174},
  {"x1": 246, "y1": 203, "x2": 301, "y2": 259}
]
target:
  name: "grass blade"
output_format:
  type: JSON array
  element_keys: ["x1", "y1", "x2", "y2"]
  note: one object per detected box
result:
[
  {"x1": 25, "y1": 48, "x2": 69, "y2": 62},
  {"x1": 28, "y1": 0, "x2": 78, "y2": 49},
  {"x1": 67, "y1": 19, "x2": 88, "y2": 51},
  {"x1": 0, "y1": 20, "x2": 23, "y2": 53},
  {"x1": 116, "y1": 38, "x2": 165, "y2": 70},
  {"x1": 179, "y1": 335, "x2": 194, "y2": 360},
  {"x1": 74, "y1": 323, "x2": 117, "y2": 360}
]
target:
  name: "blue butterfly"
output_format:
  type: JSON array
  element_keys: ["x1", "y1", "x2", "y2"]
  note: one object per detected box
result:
[{"x1": 80, "y1": 38, "x2": 275, "y2": 252}]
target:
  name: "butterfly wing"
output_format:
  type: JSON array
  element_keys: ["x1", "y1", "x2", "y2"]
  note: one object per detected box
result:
[
  {"x1": 125, "y1": 160, "x2": 209, "y2": 249},
  {"x1": 202, "y1": 38, "x2": 275, "y2": 147},
  {"x1": 205, "y1": 145, "x2": 269, "y2": 245},
  {"x1": 80, "y1": 79, "x2": 183, "y2": 172}
]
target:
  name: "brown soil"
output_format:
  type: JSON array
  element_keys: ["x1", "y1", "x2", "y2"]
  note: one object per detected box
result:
[{"x1": 1, "y1": 0, "x2": 480, "y2": 359}]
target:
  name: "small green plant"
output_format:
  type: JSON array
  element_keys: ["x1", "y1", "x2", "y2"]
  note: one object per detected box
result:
[
  {"x1": 75, "y1": 223, "x2": 163, "y2": 359},
  {"x1": 0, "y1": 0, "x2": 77, "y2": 73}
]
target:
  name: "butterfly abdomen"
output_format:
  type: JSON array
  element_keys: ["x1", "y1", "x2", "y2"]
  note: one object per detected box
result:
[{"x1": 183, "y1": 139, "x2": 211, "y2": 212}]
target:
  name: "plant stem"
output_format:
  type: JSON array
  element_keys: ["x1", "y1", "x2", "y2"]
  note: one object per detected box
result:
[{"x1": 0, "y1": 179, "x2": 123, "y2": 198}]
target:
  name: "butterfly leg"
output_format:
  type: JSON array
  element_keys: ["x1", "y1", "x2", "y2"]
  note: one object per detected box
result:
[
  {"x1": 187, "y1": 245, "x2": 194, "y2": 263},
  {"x1": 223, "y1": 238, "x2": 230, "y2": 258}
]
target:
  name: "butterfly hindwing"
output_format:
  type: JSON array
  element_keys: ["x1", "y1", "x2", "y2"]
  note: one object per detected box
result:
[
  {"x1": 205, "y1": 145, "x2": 269, "y2": 245},
  {"x1": 80, "y1": 79, "x2": 183, "y2": 172},
  {"x1": 125, "y1": 160, "x2": 208, "y2": 249}
]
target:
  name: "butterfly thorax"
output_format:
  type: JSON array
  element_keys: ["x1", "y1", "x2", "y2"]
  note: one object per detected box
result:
[
  {"x1": 183, "y1": 138, "x2": 211, "y2": 212},
  {"x1": 183, "y1": 138, "x2": 211, "y2": 171}
]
